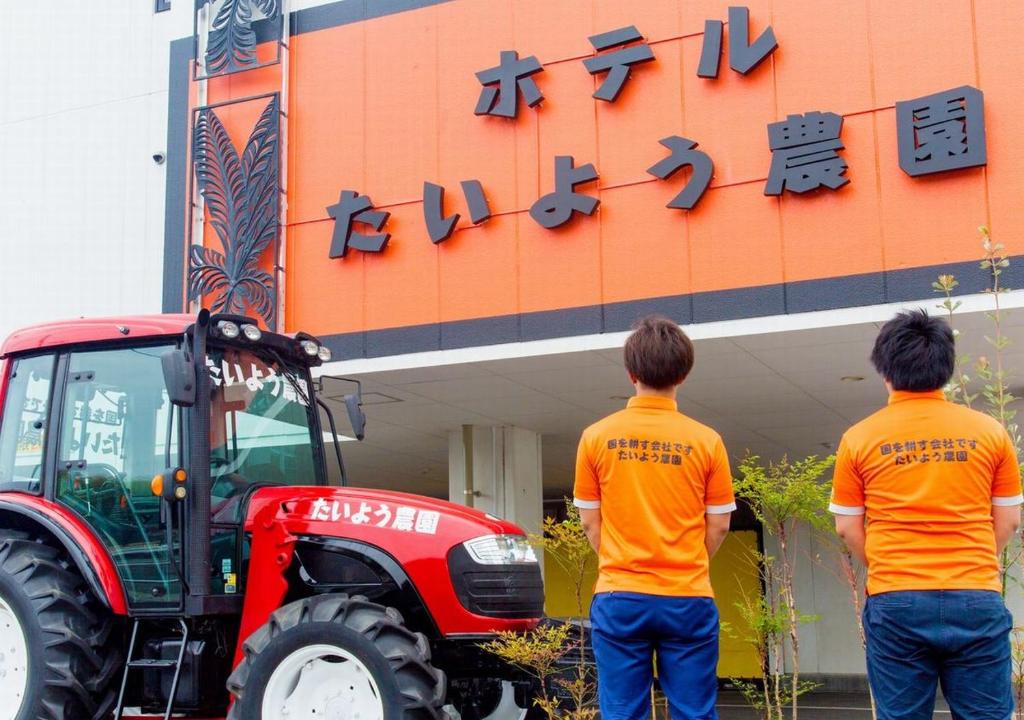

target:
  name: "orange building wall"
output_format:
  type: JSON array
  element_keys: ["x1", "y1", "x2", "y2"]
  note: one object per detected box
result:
[{"x1": 185, "y1": 0, "x2": 1024, "y2": 351}]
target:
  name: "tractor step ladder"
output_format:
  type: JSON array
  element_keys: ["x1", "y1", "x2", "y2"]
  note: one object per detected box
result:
[{"x1": 113, "y1": 618, "x2": 190, "y2": 720}]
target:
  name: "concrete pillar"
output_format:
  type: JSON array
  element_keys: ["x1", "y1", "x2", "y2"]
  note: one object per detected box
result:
[{"x1": 448, "y1": 425, "x2": 543, "y2": 538}]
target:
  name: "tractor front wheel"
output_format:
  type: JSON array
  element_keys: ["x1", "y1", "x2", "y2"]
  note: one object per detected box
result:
[
  {"x1": 0, "y1": 530, "x2": 120, "y2": 720},
  {"x1": 227, "y1": 594, "x2": 446, "y2": 719}
]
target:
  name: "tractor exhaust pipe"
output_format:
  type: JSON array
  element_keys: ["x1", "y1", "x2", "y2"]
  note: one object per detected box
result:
[{"x1": 188, "y1": 309, "x2": 212, "y2": 600}]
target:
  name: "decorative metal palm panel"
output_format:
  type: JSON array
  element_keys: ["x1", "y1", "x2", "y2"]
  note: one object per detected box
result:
[
  {"x1": 193, "y1": 0, "x2": 284, "y2": 80},
  {"x1": 188, "y1": 93, "x2": 282, "y2": 329}
]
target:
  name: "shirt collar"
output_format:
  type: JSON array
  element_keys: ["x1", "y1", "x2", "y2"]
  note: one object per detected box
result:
[
  {"x1": 888, "y1": 389, "x2": 947, "y2": 405},
  {"x1": 627, "y1": 396, "x2": 678, "y2": 411}
]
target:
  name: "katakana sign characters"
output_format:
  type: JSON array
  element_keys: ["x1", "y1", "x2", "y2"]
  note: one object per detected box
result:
[
  {"x1": 647, "y1": 136, "x2": 714, "y2": 210},
  {"x1": 896, "y1": 85, "x2": 986, "y2": 177},
  {"x1": 698, "y1": 6, "x2": 778, "y2": 78},
  {"x1": 529, "y1": 156, "x2": 600, "y2": 229},
  {"x1": 583, "y1": 26, "x2": 656, "y2": 103},
  {"x1": 423, "y1": 180, "x2": 493, "y2": 244},
  {"x1": 764, "y1": 112, "x2": 849, "y2": 196},
  {"x1": 475, "y1": 50, "x2": 545, "y2": 118},
  {"x1": 327, "y1": 190, "x2": 391, "y2": 257}
]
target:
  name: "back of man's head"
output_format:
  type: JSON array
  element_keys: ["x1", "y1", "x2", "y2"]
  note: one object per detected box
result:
[
  {"x1": 623, "y1": 315, "x2": 694, "y2": 390},
  {"x1": 870, "y1": 309, "x2": 955, "y2": 391}
]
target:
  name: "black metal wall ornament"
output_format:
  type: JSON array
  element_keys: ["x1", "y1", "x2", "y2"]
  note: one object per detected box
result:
[
  {"x1": 647, "y1": 136, "x2": 714, "y2": 210},
  {"x1": 194, "y1": 0, "x2": 284, "y2": 80},
  {"x1": 188, "y1": 93, "x2": 282, "y2": 328},
  {"x1": 896, "y1": 86, "x2": 986, "y2": 177}
]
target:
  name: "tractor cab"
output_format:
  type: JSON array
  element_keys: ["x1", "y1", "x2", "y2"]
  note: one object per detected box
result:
[
  {"x1": 0, "y1": 311, "x2": 338, "y2": 612},
  {"x1": 0, "y1": 311, "x2": 547, "y2": 720}
]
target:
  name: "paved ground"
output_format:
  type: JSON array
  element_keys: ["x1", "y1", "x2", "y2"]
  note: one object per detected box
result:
[{"x1": 712, "y1": 691, "x2": 951, "y2": 720}]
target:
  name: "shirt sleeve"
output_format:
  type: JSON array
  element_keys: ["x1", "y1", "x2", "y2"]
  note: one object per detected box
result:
[
  {"x1": 573, "y1": 432, "x2": 601, "y2": 510},
  {"x1": 992, "y1": 429, "x2": 1023, "y2": 506},
  {"x1": 830, "y1": 436, "x2": 865, "y2": 515},
  {"x1": 705, "y1": 436, "x2": 736, "y2": 514}
]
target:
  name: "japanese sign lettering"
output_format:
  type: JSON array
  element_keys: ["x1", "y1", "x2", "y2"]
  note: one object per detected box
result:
[
  {"x1": 698, "y1": 6, "x2": 778, "y2": 78},
  {"x1": 764, "y1": 112, "x2": 849, "y2": 196},
  {"x1": 318, "y1": 7, "x2": 988, "y2": 259},
  {"x1": 308, "y1": 497, "x2": 441, "y2": 535},
  {"x1": 475, "y1": 50, "x2": 545, "y2": 119},
  {"x1": 423, "y1": 180, "x2": 492, "y2": 244},
  {"x1": 896, "y1": 85, "x2": 987, "y2": 177},
  {"x1": 647, "y1": 136, "x2": 714, "y2": 210},
  {"x1": 529, "y1": 156, "x2": 601, "y2": 229},
  {"x1": 327, "y1": 190, "x2": 391, "y2": 258},
  {"x1": 583, "y1": 26, "x2": 655, "y2": 103}
]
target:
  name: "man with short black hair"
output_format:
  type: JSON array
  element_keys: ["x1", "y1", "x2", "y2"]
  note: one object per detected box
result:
[
  {"x1": 832, "y1": 309, "x2": 1021, "y2": 720},
  {"x1": 575, "y1": 315, "x2": 734, "y2": 720}
]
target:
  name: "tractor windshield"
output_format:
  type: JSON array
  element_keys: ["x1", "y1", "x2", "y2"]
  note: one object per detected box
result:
[{"x1": 207, "y1": 346, "x2": 323, "y2": 522}]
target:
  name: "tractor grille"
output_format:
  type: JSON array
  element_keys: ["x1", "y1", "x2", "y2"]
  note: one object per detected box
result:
[{"x1": 447, "y1": 544, "x2": 545, "y2": 619}]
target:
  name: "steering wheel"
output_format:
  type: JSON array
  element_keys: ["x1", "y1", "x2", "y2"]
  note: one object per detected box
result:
[{"x1": 63, "y1": 463, "x2": 141, "y2": 532}]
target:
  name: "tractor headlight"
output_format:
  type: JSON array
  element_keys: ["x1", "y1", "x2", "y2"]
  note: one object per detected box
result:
[
  {"x1": 300, "y1": 340, "x2": 320, "y2": 357},
  {"x1": 318, "y1": 345, "x2": 332, "y2": 362},
  {"x1": 463, "y1": 535, "x2": 538, "y2": 565},
  {"x1": 241, "y1": 323, "x2": 262, "y2": 341},
  {"x1": 217, "y1": 321, "x2": 240, "y2": 339}
]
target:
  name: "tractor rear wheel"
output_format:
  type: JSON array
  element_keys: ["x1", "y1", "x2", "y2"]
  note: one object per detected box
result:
[
  {"x1": 0, "y1": 530, "x2": 120, "y2": 720},
  {"x1": 227, "y1": 594, "x2": 447, "y2": 719}
]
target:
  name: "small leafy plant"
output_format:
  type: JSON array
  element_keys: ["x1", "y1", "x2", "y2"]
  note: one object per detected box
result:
[
  {"x1": 732, "y1": 454, "x2": 835, "y2": 720},
  {"x1": 482, "y1": 501, "x2": 598, "y2": 719}
]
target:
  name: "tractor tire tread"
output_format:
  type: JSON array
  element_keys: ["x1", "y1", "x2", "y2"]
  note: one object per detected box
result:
[
  {"x1": 227, "y1": 593, "x2": 446, "y2": 719},
  {"x1": 0, "y1": 529, "x2": 121, "y2": 720}
]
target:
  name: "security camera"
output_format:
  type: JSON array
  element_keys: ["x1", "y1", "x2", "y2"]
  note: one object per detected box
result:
[{"x1": 152, "y1": 151, "x2": 166, "y2": 165}]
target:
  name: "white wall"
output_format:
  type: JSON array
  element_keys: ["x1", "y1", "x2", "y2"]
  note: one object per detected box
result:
[{"x1": 0, "y1": 2, "x2": 193, "y2": 340}]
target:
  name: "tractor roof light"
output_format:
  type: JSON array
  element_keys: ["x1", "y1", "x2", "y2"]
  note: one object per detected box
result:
[
  {"x1": 317, "y1": 346, "x2": 332, "y2": 362},
  {"x1": 241, "y1": 324, "x2": 262, "y2": 341},
  {"x1": 218, "y1": 321, "x2": 240, "y2": 339},
  {"x1": 301, "y1": 340, "x2": 320, "y2": 357}
]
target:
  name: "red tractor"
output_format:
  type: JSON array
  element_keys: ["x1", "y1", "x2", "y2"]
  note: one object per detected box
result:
[{"x1": 0, "y1": 310, "x2": 546, "y2": 720}]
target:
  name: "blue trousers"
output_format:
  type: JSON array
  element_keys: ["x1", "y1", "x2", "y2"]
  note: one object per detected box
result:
[
  {"x1": 590, "y1": 592, "x2": 720, "y2": 720},
  {"x1": 863, "y1": 590, "x2": 1014, "y2": 720}
]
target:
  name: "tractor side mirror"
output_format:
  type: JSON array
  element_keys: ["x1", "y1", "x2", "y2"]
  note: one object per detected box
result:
[
  {"x1": 161, "y1": 349, "x2": 196, "y2": 408},
  {"x1": 343, "y1": 394, "x2": 366, "y2": 441}
]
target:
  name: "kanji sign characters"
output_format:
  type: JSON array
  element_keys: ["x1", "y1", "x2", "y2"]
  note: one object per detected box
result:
[
  {"x1": 764, "y1": 112, "x2": 849, "y2": 196},
  {"x1": 896, "y1": 86, "x2": 987, "y2": 177}
]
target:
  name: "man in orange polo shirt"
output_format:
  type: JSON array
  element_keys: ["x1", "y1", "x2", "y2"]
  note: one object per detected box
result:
[
  {"x1": 574, "y1": 315, "x2": 734, "y2": 720},
  {"x1": 831, "y1": 309, "x2": 1022, "y2": 720}
]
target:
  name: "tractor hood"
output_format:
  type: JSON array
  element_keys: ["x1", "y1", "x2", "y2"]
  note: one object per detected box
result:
[
  {"x1": 243, "y1": 485, "x2": 525, "y2": 546},
  {"x1": 241, "y1": 486, "x2": 542, "y2": 637}
]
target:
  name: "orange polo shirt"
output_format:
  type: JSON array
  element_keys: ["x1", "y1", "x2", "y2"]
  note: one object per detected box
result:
[
  {"x1": 830, "y1": 389, "x2": 1022, "y2": 595},
  {"x1": 573, "y1": 396, "x2": 735, "y2": 597}
]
